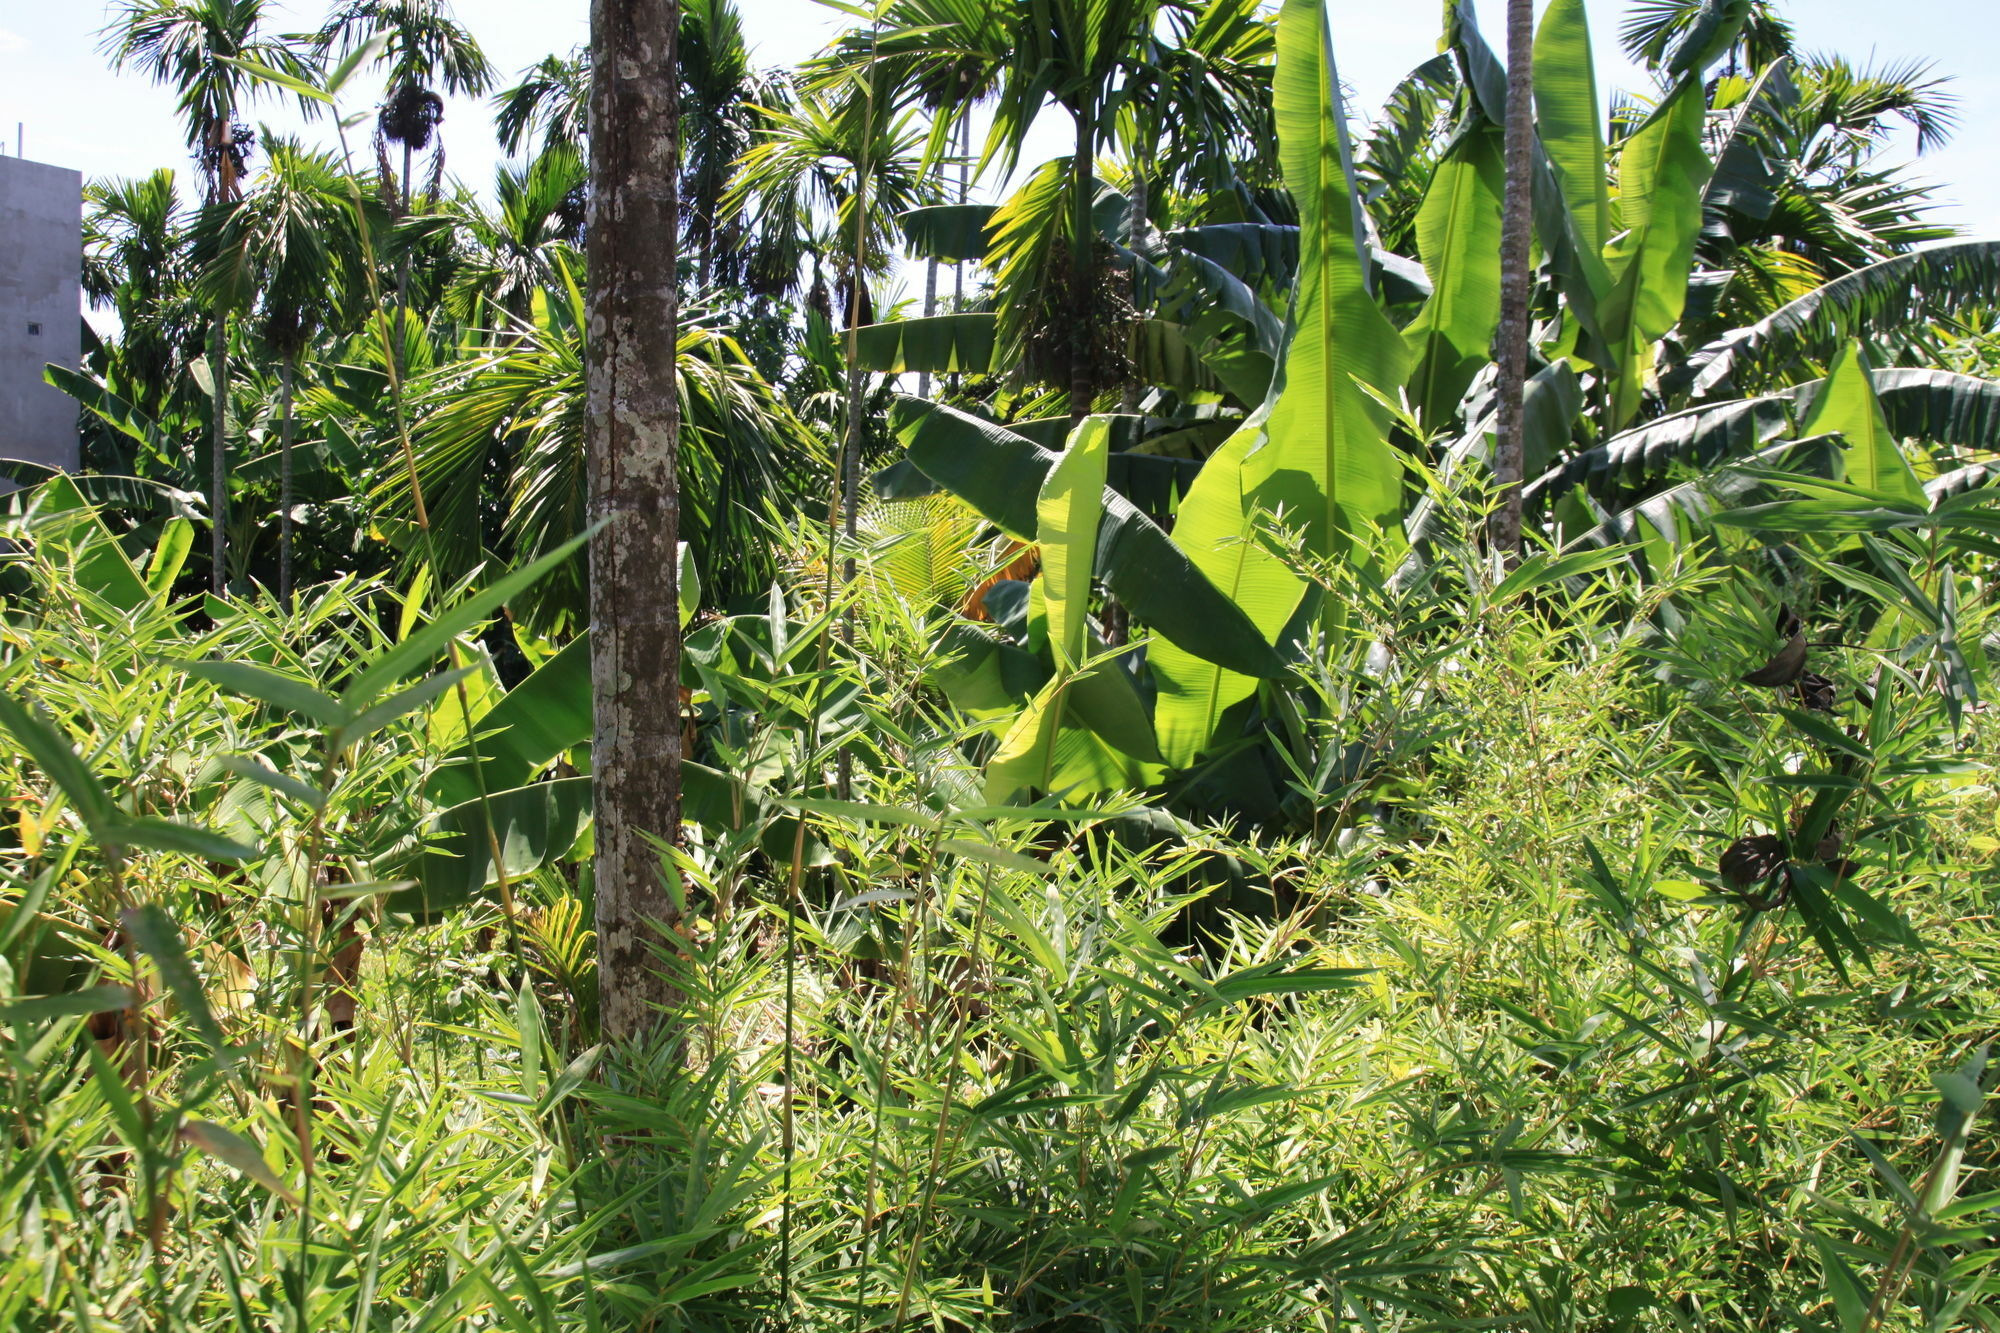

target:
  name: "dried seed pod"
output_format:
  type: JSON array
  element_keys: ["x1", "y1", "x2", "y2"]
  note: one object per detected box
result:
[
  {"x1": 1795, "y1": 671, "x2": 1836, "y2": 712},
  {"x1": 1719, "y1": 834, "x2": 1786, "y2": 888}
]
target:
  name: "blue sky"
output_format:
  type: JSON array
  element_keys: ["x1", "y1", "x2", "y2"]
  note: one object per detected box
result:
[{"x1": 2, "y1": 0, "x2": 1994, "y2": 239}]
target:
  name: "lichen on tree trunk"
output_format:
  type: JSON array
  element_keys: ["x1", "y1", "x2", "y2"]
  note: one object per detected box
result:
[
  {"x1": 586, "y1": 0, "x2": 685, "y2": 1045},
  {"x1": 1489, "y1": 0, "x2": 1536, "y2": 559}
]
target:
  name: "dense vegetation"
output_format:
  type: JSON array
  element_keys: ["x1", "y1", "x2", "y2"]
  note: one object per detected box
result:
[{"x1": 2, "y1": 0, "x2": 1997, "y2": 1328}]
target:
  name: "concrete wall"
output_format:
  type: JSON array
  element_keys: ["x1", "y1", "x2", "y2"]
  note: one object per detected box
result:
[{"x1": 0, "y1": 156, "x2": 83, "y2": 471}]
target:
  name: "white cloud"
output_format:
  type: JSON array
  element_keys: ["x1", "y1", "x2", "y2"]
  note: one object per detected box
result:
[{"x1": 0, "y1": 29, "x2": 28, "y2": 56}]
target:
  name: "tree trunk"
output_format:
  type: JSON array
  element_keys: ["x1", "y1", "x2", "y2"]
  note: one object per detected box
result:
[
  {"x1": 1121, "y1": 164, "x2": 1148, "y2": 415},
  {"x1": 587, "y1": 0, "x2": 685, "y2": 1046},
  {"x1": 393, "y1": 140, "x2": 415, "y2": 369},
  {"x1": 949, "y1": 115, "x2": 970, "y2": 397},
  {"x1": 278, "y1": 356, "x2": 296, "y2": 606},
  {"x1": 1068, "y1": 97, "x2": 1096, "y2": 425},
  {"x1": 1488, "y1": 0, "x2": 1535, "y2": 558},
  {"x1": 208, "y1": 313, "x2": 229, "y2": 593},
  {"x1": 916, "y1": 254, "x2": 938, "y2": 400}
]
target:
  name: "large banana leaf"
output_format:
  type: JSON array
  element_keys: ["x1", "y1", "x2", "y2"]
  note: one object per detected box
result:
[
  {"x1": 1527, "y1": 394, "x2": 1793, "y2": 510},
  {"x1": 1532, "y1": 0, "x2": 1610, "y2": 257},
  {"x1": 426, "y1": 632, "x2": 592, "y2": 808},
  {"x1": 1403, "y1": 121, "x2": 1506, "y2": 431},
  {"x1": 1150, "y1": 0, "x2": 1409, "y2": 768},
  {"x1": 1799, "y1": 343, "x2": 1925, "y2": 504},
  {"x1": 1041, "y1": 418, "x2": 1112, "y2": 670},
  {"x1": 1599, "y1": 77, "x2": 1714, "y2": 428},
  {"x1": 898, "y1": 203, "x2": 999, "y2": 263},
  {"x1": 983, "y1": 418, "x2": 1162, "y2": 801},
  {"x1": 1446, "y1": 0, "x2": 1611, "y2": 359},
  {"x1": 1685, "y1": 241, "x2": 2000, "y2": 396},
  {"x1": 1531, "y1": 366, "x2": 2000, "y2": 514},
  {"x1": 1576, "y1": 435, "x2": 1842, "y2": 577},
  {"x1": 12, "y1": 476, "x2": 151, "y2": 616},
  {"x1": 394, "y1": 763, "x2": 827, "y2": 915},
  {"x1": 392, "y1": 777, "x2": 593, "y2": 916},
  {"x1": 1165, "y1": 223, "x2": 1433, "y2": 310},
  {"x1": 850, "y1": 313, "x2": 997, "y2": 375},
  {"x1": 889, "y1": 398, "x2": 1285, "y2": 679}
]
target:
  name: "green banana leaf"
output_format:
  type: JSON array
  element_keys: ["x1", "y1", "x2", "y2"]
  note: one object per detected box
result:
[
  {"x1": 1533, "y1": 0, "x2": 1611, "y2": 257},
  {"x1": 1041, "y1": 418, "x2": 1112, "y2": 670},
  {"x1": 899, "y1": 203, "x2": 999, "y2": 263},
  {"x1": 1531, "y1": 367, "x2": 2000, "y2": 514},
  {"x1": 1446, "y1": 0, "x2": 1612, "y2": 360},
  {"x1": 1800, "y1": 343, "x2": 1925, "y2": 504},
  {"x1": 1599, "y1": 77, "x2": 1714, "y2": 428},
  {"x1": 426, "y1": 632, "x2": 592, "y2": 808},
  {"x1": 392, "y1": 777, "x2": 593, "y2": 916},
  {"x1": 1685, "y1": 241, "x2": 2000, "y2": 396},
  {"x1": 13, "y1": 476, "x2": 151, "y2": 615},
  {"x1": 1403, "y1": 120, "x2": 1506, "y2": 431},
  {"x1": 1150, "y1": 0, "x2": 1408, "y2": 767},
  {"x1": 888, "y1": 397, "x2": 1285, "y2": 680},
  {"x1": 850, "y1": 313, "x2": 997, "y2": 375}
]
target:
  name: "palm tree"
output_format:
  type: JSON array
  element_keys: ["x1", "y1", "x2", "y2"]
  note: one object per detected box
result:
[
  {"x1": 495, "y1": 49, "x2": 589, "y2": 160},
  {"x1": 1621, "y1": 0, "x2": 1795, "y2": 79},
  {"x1": 679, "y1": 0, "x2": 788, "y2": 293},
  {"x1": 315, "y1": 0, "x2": 494, "y2": 351},
  {"x1": 447, "y1": 147, "x2": 588, "y2": 326},
  {"x1": 379, "y1": 280, "x2": 820, "y2": 635},
  {"x1": 102, "y1": 0, "x2": 306, "y2": 590},
  {"x1": 193, "y1": 140, "x2": 368, "y2": 601},
  {"x1": 82, "y1": 171, "x2": 203, "y2": 431},
  {"x1": 496, "y1": 3, "x2": 785, "y2": 298},
  {"x1": 725, "y1": 85, "x2": 937, "y2": 542},
  {"x1": 586, "y1": 0, "x2": 685, "y2": 1044}
]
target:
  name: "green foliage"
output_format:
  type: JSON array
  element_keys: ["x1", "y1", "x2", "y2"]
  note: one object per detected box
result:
[{"x1": 15, "y1": 2, "x2": 2000, "y2": 1329}]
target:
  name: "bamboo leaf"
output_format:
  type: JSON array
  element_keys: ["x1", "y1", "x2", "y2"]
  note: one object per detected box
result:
[
  {"x1": 0, "y1": 690, "x2": 115, "y2": 831},
  {"x1": 181, "y1": 1120, "x2": 301, "y2": 1205}
]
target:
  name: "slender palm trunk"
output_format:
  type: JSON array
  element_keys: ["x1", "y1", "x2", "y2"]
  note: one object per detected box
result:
[
  {"x1": 1068, "y1": 96, "x2": 1097, "y2": 425},
  {"x1": 278, "y1": 356, "x2": 297, "y2": 606},
  {"x1": 954, "y1": 115, "x2": 970, "y2": 308},
  {"x1": 208, "y1": 313, "x2": 229, "y2": 593},
  {"x1": 949, "y1": 115, "x2": 970, "y2": 398},
  {"x1": 587, "y1": 0, "x2": 685, "y2": 1046},
  {"x1": 916, "y1": 254, "x2": 938, "y2": 399},
  {"x1": 393, "y1": 140, "x2": 415, "y2": 365},
  {"x1": 1121, "y1": 163, "x2": 1148, "y2": 415},
  {"x1": 839, "y1": 147, "x2": 873, "y2": 570},
  {"x1": 1489, "y1": 0, "x2": 1535, "y2": 558}
]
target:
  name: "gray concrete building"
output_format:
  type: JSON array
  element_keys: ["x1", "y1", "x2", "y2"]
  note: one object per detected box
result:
[{"x1": 0, "y1": 155, "x2": 83, "y2": 472}]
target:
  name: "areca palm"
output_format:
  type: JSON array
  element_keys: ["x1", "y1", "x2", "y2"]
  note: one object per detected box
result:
[
  {"x1": 102, "y1": 0, "x2": 307, "y2": 590},
  {"x1": 448, "y1": 147, "x2": 587, "y2": 325},
  {"x1": 726, "y1": 85, "x2": 937, "y2": 542},
  {"x1": 317, "y1": 0, "x2": 494, "y2": 214},
  {"x1": 494, "y1": 50, "x2": 588, "y2": 161},
  {"x1": 82, "y1": 171, "x2": 204, "y2": 434},
  {"x1": 376, "y1": 278, "x2": 823, "y2": 635},
  {"x1": 316, "y1": 0, "x2": 493, "y2": 363},
  {"x1": 192, "y1": 140, "x2": 369, "y2": 599}
]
